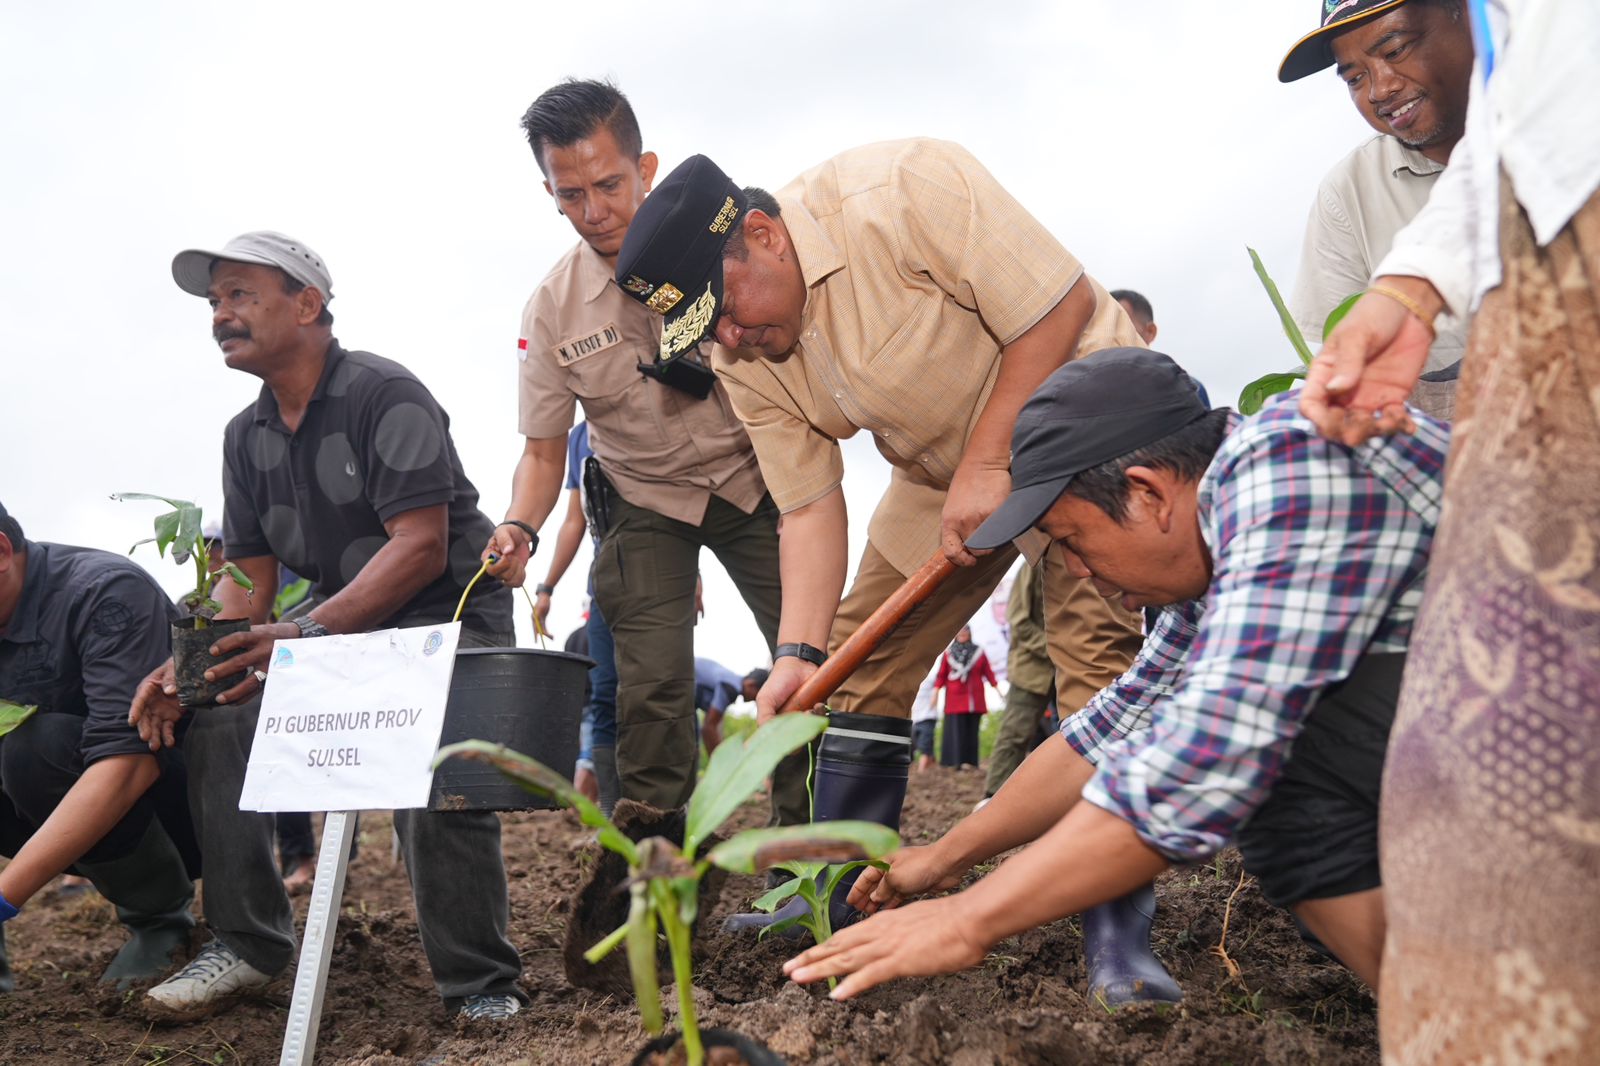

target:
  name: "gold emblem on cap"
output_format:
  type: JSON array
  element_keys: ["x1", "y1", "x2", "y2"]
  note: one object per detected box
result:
[
  {"x1": 659, "y1": 283, "x2": 717, "y2": 359},
  {"x1": 709, "y1": 195, "x2": 737, "y2": 235},
  {"x1": 646, "y1": 282, "x2": 684, "y2": 315},
  {"x1": 622, "y1": 274, "x2": 655, "y2": 297}
]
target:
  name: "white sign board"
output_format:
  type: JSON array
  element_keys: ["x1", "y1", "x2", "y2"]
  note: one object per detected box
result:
[{"x1": 240, "y1": 622, "x2": 461, "y2": 812}]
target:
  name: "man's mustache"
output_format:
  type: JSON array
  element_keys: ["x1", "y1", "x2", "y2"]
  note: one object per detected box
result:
[{"x1": 214, "y1": 327, "x2": 250, "y2": 345}]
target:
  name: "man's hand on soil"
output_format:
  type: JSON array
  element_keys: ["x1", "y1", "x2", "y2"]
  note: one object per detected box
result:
[
  {"x1": 756, "y1": 657, "x2": 817, "y2": 724},
  {"x1": 941, "y1": 461, "x2": 1010, "y2": 566},
  {"x1": 208, "y1": 622, "x2": 296, "y2": 705},
  {"x1": 847, "y1": 844, "x2": 964, "y2": 915},
  {"x1": 129, "y1": 658, "x2": 185, "y2": 750},
  {"x1": 784, "y1": 895, "x2": 989, "y2": 999}
]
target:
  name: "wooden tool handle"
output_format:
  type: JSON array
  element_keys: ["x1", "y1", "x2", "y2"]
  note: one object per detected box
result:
[{"x1": 779, "y1": 549, "x2": 959, "y2": 714}]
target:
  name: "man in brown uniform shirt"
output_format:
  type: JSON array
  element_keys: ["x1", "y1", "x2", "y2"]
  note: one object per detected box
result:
[
  {"x1": 482, "y1": 81, "x2": 789, "y2": 816},
  {"x1": 616, "y1": 143, "x2": 1177, "y2": 1001}
]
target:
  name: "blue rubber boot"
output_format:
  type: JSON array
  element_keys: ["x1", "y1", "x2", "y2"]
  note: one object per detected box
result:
[
  {"x1": 1082, "y1": 883, "x2": 1183, "y2": 1006},
  {"x1": 723, "y1": 711, "x2": 910, "y2": 935}
]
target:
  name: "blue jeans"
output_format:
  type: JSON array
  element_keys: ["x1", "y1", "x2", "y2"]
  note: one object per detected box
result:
[{"x1": 585, "y1": 593, "x2": 618, "y2": 750}]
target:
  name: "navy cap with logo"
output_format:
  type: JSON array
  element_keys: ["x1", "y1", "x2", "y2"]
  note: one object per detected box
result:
[
  {"x1": 1279, "y1": 0, "x2": 1414, "y2": 82},
  {"x1": 967, "y1": 348, "x2": 1211, "y2": 550},
  {"x1": 614, "y1": 154, "x2": 746, "y2": 365}
]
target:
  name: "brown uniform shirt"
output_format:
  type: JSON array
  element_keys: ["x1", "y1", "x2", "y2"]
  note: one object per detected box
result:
[
  {"x1": 518, "y1": 239, "x2": 767, "y2": 525},
  {"x1": 713, "y1": 139, "x2": 1142, "y2": 574}
]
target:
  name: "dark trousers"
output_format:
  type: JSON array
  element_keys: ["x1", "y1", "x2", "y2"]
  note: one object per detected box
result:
[
  {"x1": 592, "y1": 492, "x2": 790, "y2": 814},
  {"x1": 984, "y1": 684, "x2": 1051, "y2": 796},
  {"x1": 585, "y1": 593, "x2": 618, "y2": 749},
  {"x1": 0, "y1": 711, "x2": 199, "y2": 874},
  {"x1": 940, "y1": 715, "x2": 982, "y2": 768},
  {"x1": 182, "y1": 628, "x2": 523, "y2": 1008}
]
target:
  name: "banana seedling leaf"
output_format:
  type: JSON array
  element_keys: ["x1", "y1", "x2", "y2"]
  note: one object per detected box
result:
[
  {"x1": 705, "y1": 820, "x2": 900, "y2": 875},
  {"x1": 433, "y1": 740, "x2": 638, "y2": 863},
  {"x1": 1237, "y1": 369, "x2": 1307, "y2": 415},
  {"x1": 750, "y1": 876, "x2": 809, "y2": 913},
  {"x1": 110, "y1": 492, "x2": 193, "y2": 509},
  {"x1": 626, "y1": 883, "x2": 664, "y2": 1035},
  {"x1": 0, "y1": 699, "x2": 40, "y2": 739},
  {"x1": 217, "y1": 562, "x2": 255, "y2": 593},
  {"x1": 1247, "y1": 247, "x2": 1315, "y2": 367},
  {"x1": 684, "y1": 713, "x2": 827, "y2": 856},
  {"x1": 1323, "y1": 291, "x2": 1364, "y2": 339},
  {"x1": 822, "y1": 859, "x2": 882, "y2": 901}
]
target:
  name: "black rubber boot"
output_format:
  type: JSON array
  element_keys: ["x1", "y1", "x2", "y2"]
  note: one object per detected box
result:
[
  {"x1": 0, "y1": 925, "x2": 13, "y2": 994},
  {"x1": 75, "y1": 819, "x2": 196, "y2": 988},
  {"x1": 1082, "y1": 883, "x2": 1182, "y2": 1007},
  {"x1": 592, "y1": 746, "x2": 621, "y2": 818},
  {"x1": 723, "y1": 711, "x2": 911, "y2": 935}
]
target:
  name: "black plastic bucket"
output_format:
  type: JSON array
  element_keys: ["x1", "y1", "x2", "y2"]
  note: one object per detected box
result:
[{"x1": 428, "y1": 647, "x2": 591, "y2": 812}]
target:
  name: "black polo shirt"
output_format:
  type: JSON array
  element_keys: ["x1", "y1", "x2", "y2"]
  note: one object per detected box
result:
[
  {"x1": 221, "y1": 341, "x2": 512, "y2": 634},
  {"x1": 0, "y1": 541, "x2": 178, "y2": 765}
]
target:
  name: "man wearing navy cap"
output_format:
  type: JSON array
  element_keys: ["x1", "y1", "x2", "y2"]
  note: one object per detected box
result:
[
  {"x1": 615, "y1": 146, "x2": 1167, "y2": 1000},
  {"x1": 783, "y1": 348, "x2": 1449, "y2": 1000}
]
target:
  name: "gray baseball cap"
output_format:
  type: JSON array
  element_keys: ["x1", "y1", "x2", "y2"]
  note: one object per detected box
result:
[
  {"x1": 172, "y1": 231, "x2": 334, "y2": 301},
  {"x1": 967, "y1": 348, "x2": 1211, "y2": 550}
]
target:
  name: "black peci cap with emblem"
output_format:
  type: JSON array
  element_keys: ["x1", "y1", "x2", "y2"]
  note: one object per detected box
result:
[{"x1": 615, "y1": 154, "x2": 746, "y2": 365}]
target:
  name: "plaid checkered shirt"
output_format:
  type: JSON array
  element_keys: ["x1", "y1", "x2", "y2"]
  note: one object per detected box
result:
[{"x1": 1062, "y1": 392, "x2": 1449, "y2": 861}]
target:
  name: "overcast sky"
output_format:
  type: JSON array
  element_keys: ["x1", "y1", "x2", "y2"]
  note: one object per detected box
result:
[{"x1": 2, "y1": 1, "x2": 1376, "y2": 679}]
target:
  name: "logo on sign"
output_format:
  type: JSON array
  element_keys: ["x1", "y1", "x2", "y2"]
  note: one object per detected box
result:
[
  {"x1": 423, "y1": 631, "x2": 444, "y2": 657},
  {"x1": 274, "y1": 646, "x2": 296, "y2": 669}
]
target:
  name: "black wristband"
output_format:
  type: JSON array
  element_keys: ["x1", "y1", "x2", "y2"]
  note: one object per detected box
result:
[
  {"x1": 534, "y1": 583, "x2": 555, "y2": 596},
  {"x1": 497, "y1": 520, "x2": 538, "y2": 552},
  {"x1": 774, "y1": 642, "x2": 828, "y2": 667}
]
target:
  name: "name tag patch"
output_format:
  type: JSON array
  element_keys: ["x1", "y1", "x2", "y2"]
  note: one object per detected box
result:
[{"x1": 555, "y1": 323, "x2": 623, "y2": 367}]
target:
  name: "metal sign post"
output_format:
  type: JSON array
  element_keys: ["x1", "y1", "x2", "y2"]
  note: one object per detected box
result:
[{"x1": 277, "y1": 811, "x2": 356, "y2": 1066}]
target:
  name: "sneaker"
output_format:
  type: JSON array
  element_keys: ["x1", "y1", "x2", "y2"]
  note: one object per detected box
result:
[
  {"x1": 458, "y1": 993, "x2": 522, "y2": 1021},
  {"x1": 145, "y1": 940, "x2": 273, "y2": 1019}
]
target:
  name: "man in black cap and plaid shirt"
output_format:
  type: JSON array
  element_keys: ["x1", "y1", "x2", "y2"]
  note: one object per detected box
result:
[{"x1": 782, "y1": 348, "x2": 1449, "y2": 1002}]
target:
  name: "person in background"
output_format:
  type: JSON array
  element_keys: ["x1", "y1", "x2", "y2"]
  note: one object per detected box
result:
[
  {"x1": 1280, "y1": 0, "x2": 1476, "y2": 421},
  {"x1": 1110, "y1": 290, "x2": 1159, "y2": 346},
  {"x1": 563, "y1": 619, "x2": 599, "y2": 803},
  {"x1": 539, "y1": 422, "x2": 618, "y2": 812},
  {"x1": 1301, "y1": 2, "x2": 1600, "y2": 1056},
  {"x1": 931, "y1": 626, "x2": 997, "y2": 770},
  {"x1": 692, "y1": 656, "x2": 746, "y2": 755},
  {"x1": 983, "y1": 562, "x2": 1053, "y2": 798},
  {"x1": 909, "y1": 669, "x2": 939, "y2": 775},
  {"x1": 0, "y1": 501, "x2": 200, "y2": 995}
]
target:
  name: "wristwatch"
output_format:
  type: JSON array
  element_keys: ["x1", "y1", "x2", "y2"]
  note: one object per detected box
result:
[
  {"x1": 774, "y1": 642, "x2": 828, "y2": 667},
  {"x1": 534, "y1": 583, "x2": 555, "y2": 596},
  {"x1": 294, "y1": 616, "x2": 330, "y2": 639}
]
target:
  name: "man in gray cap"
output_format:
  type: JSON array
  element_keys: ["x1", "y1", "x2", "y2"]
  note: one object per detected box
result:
[
  {"x1": 784, "y1": 348, "x2": 1449, "y2": 1001},
  {"x1": 133, "y1": 231, "x2": 526, "y2": 1021},
  {"x1": 1, "y1": 500, "x2": 200, "y2": 993}
]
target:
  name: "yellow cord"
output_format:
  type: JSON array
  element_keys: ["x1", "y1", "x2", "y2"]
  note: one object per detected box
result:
[
  {"x1": 457, "y1": 555, "x2": 549, "y2": 647},
  {"x1": 454, "y1": 559, "x2": 493, "y2": 623}
]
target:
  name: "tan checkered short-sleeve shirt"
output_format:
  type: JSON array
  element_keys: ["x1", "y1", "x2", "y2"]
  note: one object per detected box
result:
[
  {"x1": 714, "y1": 138, "x2": 1141, "y2": 573},
  {"x1": 518, "y1": 240, "x2": 766, "y2": 525}
]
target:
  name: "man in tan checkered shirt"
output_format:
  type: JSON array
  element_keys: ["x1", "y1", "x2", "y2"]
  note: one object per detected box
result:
[{"x1": 615, "y1": 140, "x2": 1178, "y2": 1003}]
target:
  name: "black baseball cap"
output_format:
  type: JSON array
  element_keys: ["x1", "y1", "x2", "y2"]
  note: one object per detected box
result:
[
  {"x1": 967, "y1": 349, "x2": 1211, "y2": 550},
  {"x1": 1279, "y1": 0, "x2": 1413, "y2": 82},
  {"x1": 614, "y1": 154, "x2": 746, "y2": 365}
]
